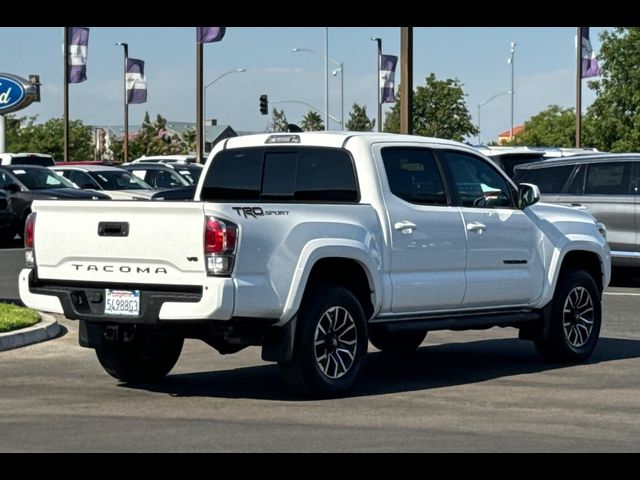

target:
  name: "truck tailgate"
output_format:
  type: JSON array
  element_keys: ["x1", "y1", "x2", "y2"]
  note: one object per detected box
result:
[{"x1": 32, "y1": 200, "x2": 206, "y2": 285}]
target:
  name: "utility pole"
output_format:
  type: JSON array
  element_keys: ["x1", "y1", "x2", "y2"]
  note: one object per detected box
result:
[
  {"x1": 63, "y1": 27, "x2": 69, "y2": 162},
  {"x1": 400, "y1": 27, "x2": 413, "y2": 135},
  {"x1": 576, "y1": 27, "x2": 582, "y2": 148},
  {"x1": 371, "y1": 37, "x2": 382, "y2": 132},
  {"x1": 116, "y1": 42, "x2": 129, "y2": 162}
]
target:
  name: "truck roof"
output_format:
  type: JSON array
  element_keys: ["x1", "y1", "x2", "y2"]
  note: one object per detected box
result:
[{"x1": 219, "y1": 132, "x2": 472, "y2": 151}]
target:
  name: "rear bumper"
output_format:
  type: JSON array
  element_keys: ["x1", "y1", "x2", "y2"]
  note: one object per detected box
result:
[{"x1": 19, "y1": 268, "x2": 235, "y2": 322}]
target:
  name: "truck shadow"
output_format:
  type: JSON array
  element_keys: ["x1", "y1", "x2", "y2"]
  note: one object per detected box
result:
[{"x1": 125, "y1": 336, "x2": 640, "y2": 401}]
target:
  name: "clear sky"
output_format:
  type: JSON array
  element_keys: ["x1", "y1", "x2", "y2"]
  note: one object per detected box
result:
[{"x1": 0, "y1": 26, "x2": 609, "y2": 143}]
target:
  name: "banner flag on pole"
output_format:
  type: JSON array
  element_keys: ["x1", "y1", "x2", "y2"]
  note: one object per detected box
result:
[
  {"x1": 380, "y1": 54, "x2": 398, "y2": 103},
  {"x1": 68, "y1": 27, "x2": 89, "y2": 83},
  {"x1": 126, "y1": 58, "x2": 147, "y2": 104},
  {"x1": 580, "y1": 27, "x2": 601, "y2": 78},
  {"x1": 197, "y1": 27, "x2": 226, "y2": 43}
]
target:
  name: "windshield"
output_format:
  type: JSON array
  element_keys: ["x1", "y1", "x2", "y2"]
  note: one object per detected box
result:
[
  {"x1": 11, "y1": 168, "x2": 76, "y2": 190},
  {"x1": 89, "y1": 170, "x2": 152, "y2": 190}
]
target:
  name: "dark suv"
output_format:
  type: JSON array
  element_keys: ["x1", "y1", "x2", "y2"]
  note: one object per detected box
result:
[{"x1": 513, "y1": 153, "x2": 639, "y2": 266}]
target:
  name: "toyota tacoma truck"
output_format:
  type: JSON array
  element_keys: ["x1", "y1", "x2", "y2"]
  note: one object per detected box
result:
[{"x1": 19, "y1": 132, "x2": 611, "y2": 396}]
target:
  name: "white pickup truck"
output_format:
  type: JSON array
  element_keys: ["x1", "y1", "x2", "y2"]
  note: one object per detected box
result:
[{"x1": 19, "y1": 133, "x2": 611, "y2": 396}]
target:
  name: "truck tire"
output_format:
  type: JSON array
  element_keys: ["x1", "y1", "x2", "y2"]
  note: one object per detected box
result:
[
  {"x1": 368, "y1": 328, "x2": 426, "y2": 353},
  {"x1": 278, "y1": 286, "x2": 368, "y2": 396},
  {"x1": 95, "y1": 334, "x2": 183, "y2": 383},
  {"x1": 535, "y1": 269, "x2": 601, "y2": 363}
]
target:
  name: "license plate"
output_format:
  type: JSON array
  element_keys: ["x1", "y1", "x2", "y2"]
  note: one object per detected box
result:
[{"x1": 105, "y1": 289, "x2": 140, "y2": 316}]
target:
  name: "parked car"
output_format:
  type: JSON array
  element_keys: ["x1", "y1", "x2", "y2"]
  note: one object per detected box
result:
[
  {"x1": 122, "y1": 163, "x2": 203, "y2": 189},
  {"x1": 0, "y1": 190, "x2": 12, "y2": 244},
  {"x1": 513, "y1": 153, "x2": 638, "y2": 267},
  {"x1": 0, "y1": 153, "x2": 55, "y2": 167},
  {"x1": 472, "y1": 146, "x2": 602, "y2": 179},
  {"x1": 130, "y1": 154, "x2": 200, "y2": 164},
  {"x1": 53, "y1": 165, "x2": 155, "y2": 200},
  {"x1": 0, "y1": 165, "x2": 109, "y2": 240}
]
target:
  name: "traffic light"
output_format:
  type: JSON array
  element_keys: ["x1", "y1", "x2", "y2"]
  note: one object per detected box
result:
[
  {"x1": 29, "y1": 74, "x2": 41, "y2": 102},
  {"x1": 259, "y1": 94, "x2": 268, "y2": 115}
]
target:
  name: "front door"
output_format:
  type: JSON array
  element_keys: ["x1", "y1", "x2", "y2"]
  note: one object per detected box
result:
[{"x1": 440, "y1": 149, "x2": 544, "y2": 308}]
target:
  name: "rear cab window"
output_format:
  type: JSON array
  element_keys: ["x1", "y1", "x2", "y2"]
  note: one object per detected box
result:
[{"x1": 200, "y1": 147, "x2": 359, "y2": 203}]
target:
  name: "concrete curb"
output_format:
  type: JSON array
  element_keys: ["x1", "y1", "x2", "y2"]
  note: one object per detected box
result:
[{"x1": 0, "y1": 313, "x2": 60, "y2": 352}]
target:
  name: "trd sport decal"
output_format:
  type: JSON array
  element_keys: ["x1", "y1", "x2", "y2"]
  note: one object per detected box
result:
[{"x1": 232, "y1": 207, "x2": 290, "y2": 219}]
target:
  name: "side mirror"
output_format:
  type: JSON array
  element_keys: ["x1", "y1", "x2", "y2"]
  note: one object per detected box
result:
[
  {"x1": 519, "y1": 183, "x2": 541, "y2": 209},
  {"x1": 2, "y1": 183, "x2": 21, "y2": 193}
]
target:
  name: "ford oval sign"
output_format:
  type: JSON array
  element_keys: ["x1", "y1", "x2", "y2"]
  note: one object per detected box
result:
[{"x1": 0, "y1": 73, "x2": 37, "y2": 115}]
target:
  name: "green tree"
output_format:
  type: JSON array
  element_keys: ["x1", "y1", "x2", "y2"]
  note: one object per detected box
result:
[
  {"x1": 6, "y1": 114, "x2": 93, "y2": 161},
  {"x1": 384, "y1": 74, "x2": 478, "y2": 141},
  {"x1": 269, "y1": 108, "x2": 288, "y2": 132},
  {"x1": 503, "y1": 105, "x2": 576, "y2": 147},
  {"x1": 110, "y1": 112, "x2": 189, "y2": 162},
  {"x1": 300, "y1": 110, "x2": 324, "y2": 131},
  {"x1": 583, "y1": 27, "x2": 640, "y2": 152},
  {"x1": 345, "y1": 103, "x2": 375, "y2": 132}
]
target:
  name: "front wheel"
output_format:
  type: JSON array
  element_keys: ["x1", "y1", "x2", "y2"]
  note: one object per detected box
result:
[
  {"x1": 278, "y1": 286, "x2": 368, "y2": 396},
  {"x1": 95, "y1": 333, "x2": 183, "y2": 383},
  {"x1": 535, "y1": 269, "x2": 601, "y2": 362}
]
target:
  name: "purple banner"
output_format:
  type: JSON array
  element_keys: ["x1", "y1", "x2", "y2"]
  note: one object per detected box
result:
[
  {"x1": 68, "y1": 27, "x2": 89, "y2": 83},
  {"x1": 197, "y1": 27, "x2": 226, "y2": 43},
  {"x1": 380, "y1": 54, "x2": 398, "y2": 103},
  {"x1": 581, "y1": 27, "x2": 601, "y2": 78},
  {"x1": 126, "y1": 58, "x2": 147, "y2": 104}
]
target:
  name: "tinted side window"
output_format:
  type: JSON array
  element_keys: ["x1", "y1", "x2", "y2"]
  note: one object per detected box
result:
[
  {"x1": 0, "y1": 171, "x2": 14, "y2": 188},
  {"x1": 565, "y1": 165, "x2": 585, "y2": 194},
  {"x1": 445, "y1": 151, "x2": 513, "y2": 208},
  {"x1": 201, "y1": 149, "x2": 263, "y2": 201},
  {"x1": 516, "y1": 165, "x2": 576, "y2": 194},
  {"x1": 381, "y1": 147, "x2": 447, "y2": 205},
  {"x1": 585, "y1": 162, "x2": 633, "y2": 195}
]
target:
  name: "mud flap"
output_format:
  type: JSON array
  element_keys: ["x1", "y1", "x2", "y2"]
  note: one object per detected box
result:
[{"x1": 261, "y1": 316, "x2": 296, "y2": 362}]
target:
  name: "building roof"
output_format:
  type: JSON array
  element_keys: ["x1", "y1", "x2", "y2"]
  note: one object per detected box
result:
[{"x1": 497, "y1": 125, "x2": 524, "y2": 137}]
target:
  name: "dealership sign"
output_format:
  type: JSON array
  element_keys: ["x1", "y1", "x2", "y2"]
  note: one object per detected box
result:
[{"x1": 0, "y1": 73, "x2": 37, "y2": 115}]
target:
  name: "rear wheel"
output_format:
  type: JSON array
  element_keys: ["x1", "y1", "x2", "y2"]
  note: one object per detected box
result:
[
  {"x1": 95, "y1": 333, "x2": 183, "y2": 383},
  {"x1": 278, "y1": 286, "x2": 368, "y2": 396},
  {"x1": 369, "y1": 328, "x2": 426, "y2": 353},
  {"x1": 535, "y1": 269, "x2": 601, "y2": 362}
]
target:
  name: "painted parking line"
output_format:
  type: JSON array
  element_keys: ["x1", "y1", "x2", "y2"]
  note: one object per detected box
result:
[{"x1": 604, "y1": 292, "x2": 640, "y2": 296}]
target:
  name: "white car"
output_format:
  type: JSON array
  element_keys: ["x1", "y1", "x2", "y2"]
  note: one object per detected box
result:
[{"x1": 52, "y1": 165, "x2": 155, "y2": 200}]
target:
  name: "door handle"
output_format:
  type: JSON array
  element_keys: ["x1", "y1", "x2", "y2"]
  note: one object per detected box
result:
[
  {"x1": 394, "y1": 221, "x2": 417, "y2": 234},
  {"x1": 570, "y1": 203, "x2": 588, "y2": 210},
  {"x1": 466, "y1": 222, "x2": 486, "y2": 232}
]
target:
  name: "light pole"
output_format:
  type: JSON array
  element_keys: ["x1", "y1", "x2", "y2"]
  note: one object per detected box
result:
[
  {"x1": 477, "y1": 91, "x2": 510, "y2": 144},
  {"x1": 115, "y1": 42, "x2": 129, "y2": 162},
  {"x1": 203, "y1": 68, "x2": 246, "y2": 128},
  {"x1": 508, "y1": 42, "x2": 517, "y2": 140},
  {"x1": 292, "y1": 47, "x2": 343, "y2": 130},
  {"x1": 371, "y1": 37, "x2": 382, "y2": 132}
]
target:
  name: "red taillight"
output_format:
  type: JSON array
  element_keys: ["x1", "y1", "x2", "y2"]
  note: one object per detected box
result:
[
  {"x1": 24, "y1": 212, "x2": 36, "y2": 249},
  {"x1": 205, "y1": 217, "x2": 237, "y2": 254}
]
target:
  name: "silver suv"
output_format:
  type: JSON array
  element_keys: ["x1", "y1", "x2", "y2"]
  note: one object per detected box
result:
[{"x1": 514, "y1": 153, "x2": 638, "y2": 266}]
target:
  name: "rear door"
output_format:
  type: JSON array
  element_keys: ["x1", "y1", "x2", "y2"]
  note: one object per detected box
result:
[
  {"x1": 440, "y1": 149, "x2": 544, "y2": 308},
  {"x1": 558, "y1": 160, "x2": 636, "y2": 256},
  {"x1": 376, "y1": 145, "x2": 467, "y2": 313}
]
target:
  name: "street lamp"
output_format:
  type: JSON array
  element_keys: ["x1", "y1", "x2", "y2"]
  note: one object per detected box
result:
[
  {"x1": 115, "y1": 42, "x2": 129, "y2": 162},
  {"x1": 477, "y1": 91, "x2": 510, "y2": 144},
  {"x1": 292, "y1": 47, "x2": 344, "y2": 131},
  {"x1": 370, "y1": 37, "x2": 382, "y2": 132},
  {"x1": 203, "y1": 68, "x2": 246, "y2": 130},
  {"x1": 508, "y1": 42, "x2": 517, "y2": 140}
]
